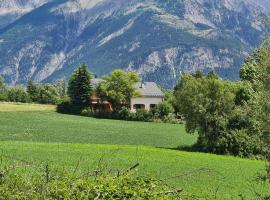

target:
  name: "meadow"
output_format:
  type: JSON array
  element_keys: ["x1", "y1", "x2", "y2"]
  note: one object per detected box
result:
[{"x1": 0, "y1": 103, "x2": 269, "y2": 199}]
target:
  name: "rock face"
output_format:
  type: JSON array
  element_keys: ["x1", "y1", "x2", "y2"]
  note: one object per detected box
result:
[
  {"x1": 0, "y1": 0, "x2": 269, "y2": 88},
  {"x1": 0, "y1": 0, "x2": 50, "y2": 28}
]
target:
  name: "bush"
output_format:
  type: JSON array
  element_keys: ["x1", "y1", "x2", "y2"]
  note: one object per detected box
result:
[
  {"x1": 0, "y1": 92, "x2": 8, "y2": 101},
  {"x1": 7, "y1": 86, "x2": 30, "y2": 103},
  {"x1": 130, "y1": 109, "x2": 153, "y2": 122},
  {"x1": 162, "y1": 115, "x2": 182, "y2": 124},
  {"x1": 118, "y1": 107, "x2": 131, "y2": 120},
  {"x1": 57, "y1": 98, "x2": 81, "y2": 115},
  {"x1": 0, "y1": 163, "x2": 186, "y2": 199},
  {"x1": 155, "y1": 102, "x2": 174, "y2": 118},
  {"x1": 227, "y1": 130, "x2": 265, "y2": 158}
]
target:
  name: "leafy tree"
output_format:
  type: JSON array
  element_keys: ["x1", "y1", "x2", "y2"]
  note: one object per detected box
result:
[
  {"x1": 7, "y1": 86, "x2": 30, "y2": 103},
  {"x1": 174, "y1": 72, "x2": 237, "y2": 154},
  {"x1": 68, "y1": 64, "x2": 93, "y2": 111},
  {"x1": 240, "y1": 47, "x2": 270, "y2": 153},
  {"x1": 0, "y1": 76, "x2": 7, "y2": 101},
  {"x1": 39, "y1": 84, "x2": 61, "y2": 104},
  {"x1": 155, "y1": 101, "x2": 174, "y2": 118},
  {"x1": 27, "y1": 81, "x2": 66, "y2": 104},
  {"x1": 96, "y1": 70, "x2": 140, "y2": 112}
]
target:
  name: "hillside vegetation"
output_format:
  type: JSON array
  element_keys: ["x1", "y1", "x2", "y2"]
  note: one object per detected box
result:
[{"x1": 0, "y1": 103, "x2": 269, "y2": 199}]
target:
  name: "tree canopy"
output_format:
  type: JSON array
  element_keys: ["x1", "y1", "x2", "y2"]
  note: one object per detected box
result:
[
  {"x1": 174, "y1": 72, "x2": 237, "y2": 154},
  {"x1": 96, "y1": 70, "x2": 140, "y2": 111},
  {"x1": 67, "y1": 64, "x2": 93, "y2": 111}
]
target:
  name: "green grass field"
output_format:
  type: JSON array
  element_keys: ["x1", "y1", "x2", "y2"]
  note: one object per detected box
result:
[{"x1": 0, "y1": 103, "x2": 269, "y2": 199}]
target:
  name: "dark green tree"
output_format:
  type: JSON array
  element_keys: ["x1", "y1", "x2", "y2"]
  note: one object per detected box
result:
[
  {"x1": 68, "y1": 64, "x2": 93, "y2": 111},
  {"x1": 27, "y1": 80, "x2": 40, "y2": 102}
]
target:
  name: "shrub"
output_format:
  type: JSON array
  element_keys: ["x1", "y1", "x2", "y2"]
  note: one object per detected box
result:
[
  {"x1": 130, "y1": 109, "x2": 153, "y2": 122},
  {"x1": 0, "y1": 163, "x2": 186, "y2": 199},
  {"x1": 7, "y1": 86, "x2": 30, "y2": 103},
  {"x1": 162, "y1": 115, "x2": 182, "y2": 124},
  {"x1": 56, "y1": 98, "x2": 81, "y2": 115},
  {"x1": 155, "y1": 102, "x2": 174, "y2": 118},
  {"x1": 0, "y1": 92, "x2": 7, "y2": 101},
  {"x1": 118, "y1": 107, "x2": 131, "y2": 120}
]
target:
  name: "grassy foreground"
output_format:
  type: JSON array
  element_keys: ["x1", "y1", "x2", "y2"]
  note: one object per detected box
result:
[{"x1": 0, "y1": 103, "x2": 269, "y2": 199}]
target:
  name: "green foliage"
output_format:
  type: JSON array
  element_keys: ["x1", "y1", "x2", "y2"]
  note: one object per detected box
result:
[
  {"x1": 117, "y1": 106, "x2": 131, "y2": 119},
  {"x1": 56, "y1": 97, "x2": 81, "y2": 114},
  {"x1": 0, "y1": 76, "x2": 7, "y2": 101},
  {"x1": 174, "y1": 53, "x2": 270, "y2": 157},
  {"x1": 7, "y1": 86, "x2": 30, "y2": 103},
  {"x1": 0, "y1": 163, "x2": 183, "y2": 200},
  {"x1": 38, "y1": 84, "x2": 62, "y2": 104},
  {"x1": 27, "y1": 80, "x2": 40, "y2": 102},
  {"x1": 155, "y1": 102, "x2": 174, "y2": 118},
  {"x1": 96, "y1": 70, "x2": 140, "y2": 112},
  {"x1": 26, "y1": 81, "x2": 65, "y2": 104},
  {"x1": 240, "y1": 47, "x2": 270, "y2": 154},
  {"x1": 68, "y1": 64, "x2": 93, "y2": 111},
  {"x1": 174, "y1": 72, "x2": 237, "y2": 154},
  {"x1": 130, "y1": 109, "x2": 153, "y2": 122}
]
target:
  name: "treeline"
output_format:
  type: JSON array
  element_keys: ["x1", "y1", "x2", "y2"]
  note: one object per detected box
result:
[
  {"x1": 0, "y1": 79, "x2": 66, "y2": 104},
  {"x1": 173, "y1": 47, "x2": 270, "y2": 159}
]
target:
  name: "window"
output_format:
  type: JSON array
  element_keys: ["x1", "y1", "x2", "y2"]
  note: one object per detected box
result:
[
  {"x1": 150, "y1": 104, "x2": 157, "y2": 109},
  {"x1": 133, "y1": 104, "x2": 145, "y2": 110}
]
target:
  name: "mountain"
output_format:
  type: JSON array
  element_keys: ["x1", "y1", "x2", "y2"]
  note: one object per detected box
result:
[
  {"x1": 0, "y1": 0, "x2": 269, "y2": 88},
  {"x1": 0, "y1": 0, "x2": 50, "y2": 28}
]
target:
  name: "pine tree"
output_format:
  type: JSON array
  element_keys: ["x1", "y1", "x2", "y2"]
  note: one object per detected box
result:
[
  {"x1": 27, "y1": 80, "x2": 40, "y2": 102},
  {"x1": 68, "y1": 64, "x2": 93, "y2": 111}
]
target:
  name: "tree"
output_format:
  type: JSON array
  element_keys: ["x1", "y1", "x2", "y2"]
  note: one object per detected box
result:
[
  {"x1": 39, "y1": 84, "x2": 62, "y2": 104},
  {"x1": 155, "y1": 102, "x2": 174, "y2": 118},
  {"x1": 7, "y1": 86, "x2": 30, "y2": 103},
  {"x1": 27, "y1": 80, "x2": 41, "y2": 102},
  {"x1": 240, "y1": 47, "x2": 270, "y2": 154},
  {"x1": 96, "y1": 70, "x2": 140, "y2": 112},
  {"x1": 0, "y1": 76, "x2": 7, "y2": 101},
  {"x1": 68, "y1": 64, "x2": 93, "y2": 111},
  {"x1": 174, "y1": 72, "x2": 237, "y2": 154}
]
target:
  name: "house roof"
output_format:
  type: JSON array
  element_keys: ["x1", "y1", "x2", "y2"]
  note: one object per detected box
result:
[
  {"x1": 91, "y1": 79, "x2": 164, "y2": 98},
  {"x1": 134, "y1": 82, "x2": 164, "y2": 98},
  {"x1": 91, "y1": 78, "x2": 103, "y2": 88}
]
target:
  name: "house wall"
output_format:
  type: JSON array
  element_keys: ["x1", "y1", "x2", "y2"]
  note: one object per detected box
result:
[{"x1": 131, "y1": 97, "x2": 163, "y2": 112}]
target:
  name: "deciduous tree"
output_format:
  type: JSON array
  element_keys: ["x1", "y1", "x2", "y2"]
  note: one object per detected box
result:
[{"x1": 96, "y1": 70, "x2": 140, "y2": 112}]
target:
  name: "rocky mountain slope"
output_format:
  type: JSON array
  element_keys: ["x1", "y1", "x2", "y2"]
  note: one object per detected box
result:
[{"x1": 0, "y1": 0, "x2": 269, "y2": 88}]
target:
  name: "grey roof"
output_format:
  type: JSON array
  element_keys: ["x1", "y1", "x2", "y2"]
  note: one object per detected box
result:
[
  {"x1": 134, "y1": 82, "x2": 164, "y2": 97},
  {"x1": 91, "y1": 79, "x2": 164, "y2": 98},
  {"x1": 91, "y1": 78, "x2": 103, "y2": 88}
]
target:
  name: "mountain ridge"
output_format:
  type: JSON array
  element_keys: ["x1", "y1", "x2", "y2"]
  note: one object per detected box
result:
[{"x1": 0, "y1": 0, "x2": 269, "y2": 88}]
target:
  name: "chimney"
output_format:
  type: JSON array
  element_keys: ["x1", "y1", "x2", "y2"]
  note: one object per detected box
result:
[{"x1": 140, "y1": 81, "x2": 144, "y2": 88}]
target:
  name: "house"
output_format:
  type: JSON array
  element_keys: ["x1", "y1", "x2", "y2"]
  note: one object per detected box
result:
[
  {"x1": 131, "y1": 82, "x2": 164, "y2": 112},
  {"x1": 90, "y1": 79, "x2": 164, "y2": 112}
]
